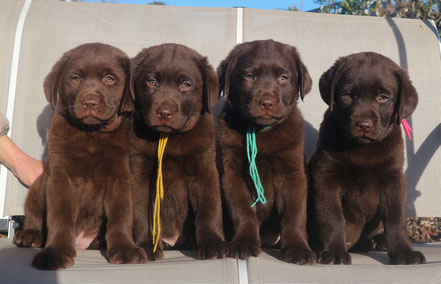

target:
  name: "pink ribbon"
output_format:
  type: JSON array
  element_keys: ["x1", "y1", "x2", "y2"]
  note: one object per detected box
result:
[{"x1": 401, "y1": 118, "x2": 412, "y2": 140}]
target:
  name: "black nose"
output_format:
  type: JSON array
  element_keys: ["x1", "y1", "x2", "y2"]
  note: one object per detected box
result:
[
  {"x1": 259, "y1": 98, "x2": 275, "y2": 111},
  {"x1": 157, "y1": 107, "x2": 174, "y2": 121},
  {"x1": 83, "y1": 99, "x2": 98, "y2": 110},
  {"x1": 355, "y1": 121, "x2": 372, "y2": 131}
]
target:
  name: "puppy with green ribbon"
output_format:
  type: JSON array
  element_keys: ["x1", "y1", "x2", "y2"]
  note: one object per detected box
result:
[{"x1": 216, "y1": 40, "x2": 316, "y2": 264}]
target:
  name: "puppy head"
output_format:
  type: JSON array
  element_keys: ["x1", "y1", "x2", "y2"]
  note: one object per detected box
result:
[
  {"x1": 319, "y1": 52, "x2": 418, "y2": 144},
  {"x1": 217, "y1": 39, "x2": 312, "y2": 127},
  {"x1": 130, "y1": 43, "x2": 218, "y2": 134},
  {"x1": 44, "y1": 43, "x2": 133, "y2": 127}
]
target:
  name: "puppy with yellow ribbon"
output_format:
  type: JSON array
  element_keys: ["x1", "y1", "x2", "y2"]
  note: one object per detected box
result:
[{"x1": 129, "y1": 43, "x2": 226, "y2": 260}]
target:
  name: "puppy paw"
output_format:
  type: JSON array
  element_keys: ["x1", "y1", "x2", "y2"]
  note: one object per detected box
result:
[
  {"x1": 280, "y1": 247, "x2": 316, "y2": 265},
  {"x1": 138, "y1": 242, "x2": 164, "y2": 261},
  {"x1": 198, "y1": 241, "x2": 227, "y2": 259},
  {"x1": 227, "y1": 240, "x2": 262, "y2": 260},
  {"x1": 32, "y1": 247, "x2": 76, "y2": 270},
  {"x1": 13, "y1": 229, "x2": 43, "y2": 248},
  {"x1": 318, "y1": 249, "x2": 351, "y2": 265},
  {"x1": 390, "y1": 250, "x2": 426, "y2": 265},
  {"x1": 107, "y1": 245, "x2": 147, "y2": 264}
]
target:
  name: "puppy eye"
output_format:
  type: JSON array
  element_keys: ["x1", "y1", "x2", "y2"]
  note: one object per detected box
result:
[
  {"x1": 342, "y1": 94, "x2": 352, "y2": 100},
  {"x1": 377, "y1": 94, "x2": 390, "y2": 103},
  {"x1": 104, "y1": 75, "x2": 116, "y2": 84},
  {"x1": 278, "y1": 74, "x2": 289, "y2": 84},
  {"x1": 71, "y1": 74, "x2": 82, "y2": 83},
  {"x1": 244, "y1": 73, "x2": 256, "y2": 82},
  {"x1": 146, "y1": 78, "x2": 157, "y2": 88},
  {"x1": 181, "y1": 82, "x2": 192, "y2": 90}
]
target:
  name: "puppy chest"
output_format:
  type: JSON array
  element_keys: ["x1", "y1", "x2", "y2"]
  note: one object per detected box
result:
[
  {"x1": 63, "y1": 179, "x2": 106, "y2": 232},
  {"x1": 153, "y1": 160, "x2": 190, "y2": 208},
  {"x1": 340, "y1": 171, "x2": 382, "y2": 217},
  {"x1": 152, "y1": 179, "x2": 190, "y2": 242},
  {"x1": 63, "y1": 150, "x2": 127, "y2": 179},
  {"x1": 161, "y1": 157, "x2": 199, "y2": 186},
  {"x1": 157, "y1": 195, "x2": 190, "y2": 235},
  {"x1": 246, "y1": 157, "x2": 287, "y2": 192},
  {"x1": 73, "y1": 178, "x2": 106, "y2": 205},
  {"x1": 67, "y1": 177, "x2": 122, "y2": 214}
]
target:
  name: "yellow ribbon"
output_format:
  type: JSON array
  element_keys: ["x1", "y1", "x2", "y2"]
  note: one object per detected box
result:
[{"x1": 153, "y1": 133, "x2": 169, "y2": 253}]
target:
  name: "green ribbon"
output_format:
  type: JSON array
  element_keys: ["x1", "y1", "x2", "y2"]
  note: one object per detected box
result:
[{"x1": 246, "y1": 127, "x2": 268, "y2": 207}]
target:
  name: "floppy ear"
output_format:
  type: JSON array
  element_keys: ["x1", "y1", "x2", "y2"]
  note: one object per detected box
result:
[
  {"x1": 198, "y1": 57, "x2": 219, "y2": 114},
  {"x1": 118, "y1": 56, "x2": 134, "y2": 113},
  {"x1": 129, "y1": 50, "x2": 148, "y2": 105},
  {"x1": 319, "y1": 58, "x2": 344, "y2": 112},
  {"x1": 290, "y1": 48, "x2": 312, "y2": 101},
  {"x1": 394, "y1": 69, "x2": 418, "y2": 124},
  {"x1": 217, "y1": 55, "x2": 236, "y2": 98},
  {"x1": 43, "y1": 55, "x2": 69, "y2": 109},
  {"x1": 296, "y1": 61, "x2": 312, "y2": 101},
  {"x1": 217, "y1": 44, "x2": 246, "y2": 98}
]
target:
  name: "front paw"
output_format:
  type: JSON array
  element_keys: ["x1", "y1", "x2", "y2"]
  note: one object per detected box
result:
[
  {"x1": 227, "y1": 239, "x2": 262, "y2": 260},
  {"x1": 107, "y1": 245, "x2": 147, "y2": 264},
  {"x1": 280, "y1": 247, "x2": 316, "y2": 265},
  {"x1": 318, "y1": 249, "x2": 351, "y2": 265},
  {"x1": 390, "y1": 250, "x2": 426, "y2": 265},
  {"x1": 198, "y1": 241, "x2": 227, "y2": 260},
  {"x1": 138, "y1": 242, "x2": 164, "y2": 261},
  {"x1": 32, "y1": 247, "x2": 76, "y2": 270},
  {"x1": 13, "y1": 229, "x2": 43, "y2": 248}
]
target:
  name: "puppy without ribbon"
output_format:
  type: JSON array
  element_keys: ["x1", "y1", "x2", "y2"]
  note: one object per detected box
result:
[{"x1": 13, "y1": 43, "x2": 146, "y2": 269}]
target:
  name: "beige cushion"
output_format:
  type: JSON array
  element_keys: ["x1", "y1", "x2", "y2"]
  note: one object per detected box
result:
[
  {"x1": 0, "y1": 239, "x2": 238, "y2": 284},
  {"x1": 247, "y1": 243, "x2": 441, "y2": 283},
  {"x1": 1, "y1": 239, "x2": 441, "y2": 283}
]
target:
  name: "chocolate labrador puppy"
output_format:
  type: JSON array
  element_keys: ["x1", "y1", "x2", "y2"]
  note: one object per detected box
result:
[
  {"x1": 308, "y1": 52, "x2": 426, "y2": 265},
  {"x1": 216, "y1": 39, "x2": 315, "y2": 264},
  {"x1": 129, "y1": 43, "x2": 226, "y2": 260},
  {"x1": 13, "y1": 43, "x2": 146, "y2": 269}
]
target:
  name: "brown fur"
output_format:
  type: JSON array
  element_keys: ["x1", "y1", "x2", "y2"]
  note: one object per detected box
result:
[
  {"x1": 216, "y1": 39, "x2": 315, "y2": 264},
  {"x1": 13, "y1": 43, "x2": 146, "y2": 269},
  {"x1": 129, "y1": 43, "x2": 226, "y2": 260},
  {"x1": 307, "y1": 52, "x2": 426, "y2": 265}
]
